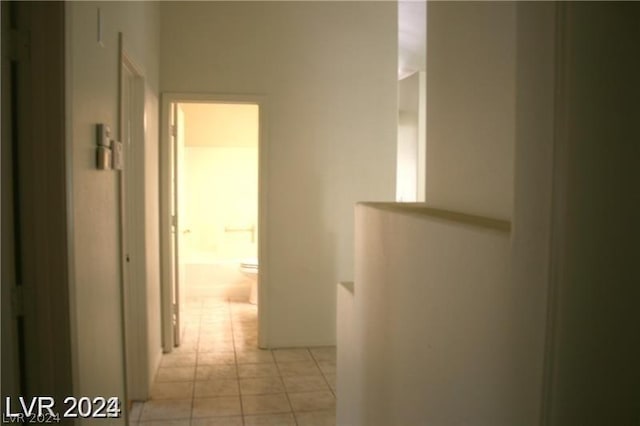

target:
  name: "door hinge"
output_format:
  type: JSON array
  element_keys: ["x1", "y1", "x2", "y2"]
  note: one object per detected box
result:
[
  {"x1": 9, "y1": 29, "x2": 30, "y2": 62},
  {"x1": 171, "y1": 214, "x2": 177, "y2": 227},
  {"x1": 170, "y1": 125, "x2": 177, "y2": 138},
  {"x1": 172, "y1": 303, "x2": 178, "y2": 325},
  {"x1": 11, "y1": 286, "x2": 24, "y2": 317}
]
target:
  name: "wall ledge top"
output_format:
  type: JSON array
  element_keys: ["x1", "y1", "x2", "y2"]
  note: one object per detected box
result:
[{"x1": 357, "y1": 202, "x2": 511, "y2": 233}]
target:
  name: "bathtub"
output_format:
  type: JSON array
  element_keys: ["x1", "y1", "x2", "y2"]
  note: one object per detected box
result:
[{"x1": 184, "y1": 256, "x2": 252, "y2": 302}]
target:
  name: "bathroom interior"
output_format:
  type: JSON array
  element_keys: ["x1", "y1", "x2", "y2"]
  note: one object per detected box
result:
[{"x1": 178, "y1": 102, "x2": 260, "y2": 305}]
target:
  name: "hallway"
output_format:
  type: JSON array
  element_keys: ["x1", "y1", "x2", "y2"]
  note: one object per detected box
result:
[{"x1": 129, "y1": 298, "x2": 337, "y2": 426}]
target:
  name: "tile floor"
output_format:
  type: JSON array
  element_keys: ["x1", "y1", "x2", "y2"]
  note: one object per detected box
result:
[{"x1": 129, "y1": 298, "x2": 337, "y2": 426}]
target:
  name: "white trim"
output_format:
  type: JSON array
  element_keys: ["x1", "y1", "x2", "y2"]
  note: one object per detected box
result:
[
  {"x1": 160, "y1": 92, "x2": 270, "y2": 350},
  {"x1": 64, "y1": 0, "x2": 81, "y2": 397},
  {"x1": 541, "y1": 3, "x2": 569, "y2": 423},
  {"x1": 416, "y1": 71, "x2": 427, "y2": 202}
]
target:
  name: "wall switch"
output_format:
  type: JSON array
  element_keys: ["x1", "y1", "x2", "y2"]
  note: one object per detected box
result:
[
  {"x1": 97, "y1": 146, "x2": 112, "y2": 170},
  {"x1": 96, "y1": 123, "x2": 110, "y2": 147},
  {"x1": 111, "y1": 140, "x2": 123, "y2": 170}
]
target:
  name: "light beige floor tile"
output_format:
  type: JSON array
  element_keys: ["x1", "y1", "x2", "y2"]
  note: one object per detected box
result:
[
  {"x1": 155, "y1": 367, "x2": 195, "y2": 382},
  {"x1": 235, "y1": 349, "x2": 274, "y2": 364},
  {"x1": 191, "y1": 417, "x2": 243, "y2": 426},
  {"x1": 282, "y1": 375, "x2": 329, "y2": 393},
  {"x1": 201, "y1": 314, "x2": 230, "y2": 322},
  {"x1": 200, "y1": 322, "x2": 232, "y2": 331},
  {"x1": 129, "y1": 402, "x2": 144, "y2": 422},
  {"x1": 138, "y1": 420, "x2": 190, "y2": 426},
  {"x1": 195, "y1": 346, "x2": 235, "y2": 357},
  {"x1": 309, "y1": 347, "x2": 336, "y2": 363},
  {"x1": 200, "y1": 332, "x2": 233, "y2": 342},
  {"x1": 194, "y1": 379, "x2": 240, "y2": 397},
  {"x1": 196, "y1": 364, "x2": 237, "y2": 380},
  {"x1": 200, "y1": 332, "x2": 234, "y2": 342},
  {"x1": 199, "y1": 341, "x2": 234, "y2": 353},
  {"x1": 243, "y1": 413, "x2": 296, "y2": 426},
  {"x1": 172, "y1": 342, "x2": 198, "y2": 354},
  {"x1": 198, "y1": 352, "x2": 236, "y2": 365},
  {"x1": 239, "y1": 377, "x2": 285, "y2": 395},
  {"x1": 324, "y1": 374, "x2": 336, "y2": 392},
  {"x1": 316, "y1": 360, "x2": 336, "y2": 375},
  {"x1": 238, "y1": 363, "x2": 279, "y2": 378},
  {"x1": 288, "y1": 391, "x2": 336, "y2": 412},
  {"x1": 139, "y1": 399, "x2": 192, "y2": 421},
  {"x1": 160, "y1": 352, "x2": 197, "y2": 368},
  {"x1": 241, "y1": 393, "x2": 291, "y2": 415},
  {"x1": 192, "y1": 396, "x2": 241, "y2": 418},
  {"x1": 277, "y1": 361, "x2": 321, "y2": 377},
  {"x1": 273, "y1": 349, "x2": 312, "y2": 363},
  {"x1": 150, "y1": 381, "x2": 194, "y2": 400},
  {"x1": 295, "y1": 410, "x2": 336, "y2": 426},
  {"x1": 179, "y1": 334, "x2": 199, "y2": 346},
  {"x1": 182, "y1": 315, "x2": 201, "y2": 324},
  {"x1": 233, "y1": 340, "x2": 258, "y2": 351}
]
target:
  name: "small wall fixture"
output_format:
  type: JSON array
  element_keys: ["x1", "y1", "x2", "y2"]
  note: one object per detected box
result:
[{"x1": 95, "y1": 123, "x2": 123, "y2": 170}]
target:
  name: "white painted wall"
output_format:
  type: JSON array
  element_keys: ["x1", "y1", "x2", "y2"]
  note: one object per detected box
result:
[
  {"x1": 351, "y1": 204, "x2": 512, "y2": 425},
  {"x1": 67, "y1": 1, "x2": 160, "y2": 411},
  {"x1": 181, "y1": 103, "x2": 259, "y2": 262},
  {"x1": 340, "y1": 3, "x2": 559, "y2": 424},
  {"x1": 396, "y1": 71, "x2": 425, "y2": 202},
  {"x1": 426, "y1": 2, "x2": 515, "y2": 220},
  {"x1": 160, "y1": 2, "x2": 397, "y2": 346},
  {"x1": 183, "y1": 147, "x2": 258, "y2": 260}
]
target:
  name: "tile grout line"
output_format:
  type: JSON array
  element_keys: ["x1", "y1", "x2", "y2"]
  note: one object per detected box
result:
[
  {"x1": 228, "y1": 298, "x2": 246, "y2": 426},
  {"x1": 309, "y1": 349, "x2": 337, "y2": 399},
  {"x1": 273, "y1": 350, "x2": 302, "y2": 426},
  {"x1": 190, "y1": 299, "x2": 203, "y2": 425}
]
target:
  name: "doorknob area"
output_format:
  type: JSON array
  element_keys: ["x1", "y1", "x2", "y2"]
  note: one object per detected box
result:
[{"x1": 126, "y1": 254, "x2": 130, "y2": 263}]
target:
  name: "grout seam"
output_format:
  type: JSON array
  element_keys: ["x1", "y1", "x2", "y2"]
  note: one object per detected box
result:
[{"x1": 228, "y1": 298, "x2": 246, "y2": 426}]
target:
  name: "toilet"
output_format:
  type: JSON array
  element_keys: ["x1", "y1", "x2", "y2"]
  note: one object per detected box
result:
[{"x1": 240, "y1": 258, "x2": 258, "y2": 304}]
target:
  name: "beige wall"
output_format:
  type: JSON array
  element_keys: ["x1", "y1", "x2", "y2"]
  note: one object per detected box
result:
[
  {"x1": 184, "y1": 147, "x2": 258, "y2": 261},
  {"x1": 181, "y1": 103, "x2": 259, "y2": 261},
  {"x1": 426, "y1": 2, "x2": 516, "y2": 220},
  {"x1": 67, "y1": 1, "x2": 160, "y2": 410},
  {"x1": 351, "y1": 204, "x2": 512, "y2": 425},
  {"x1": 341, "y1": 3, "x2": 559, "y2": 423},
  {"x1": 160, "y1": 2, "x2": 397, "y2": 346},
  {"x1": 396, "y1": 72, "x2": 421, "y2": 202}
]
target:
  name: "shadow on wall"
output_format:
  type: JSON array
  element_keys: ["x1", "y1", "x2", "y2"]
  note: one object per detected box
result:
[{"x1": 269, "y1": 165, "x2": 338, "y2": 347}]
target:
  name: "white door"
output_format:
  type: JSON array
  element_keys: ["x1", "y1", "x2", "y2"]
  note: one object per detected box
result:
[
  {"x1": 120, "y1": 48, "x2": 150, "y2": 399},
  {"x1": 170, "y1": 103, "x2": 187, "y2": 347}
]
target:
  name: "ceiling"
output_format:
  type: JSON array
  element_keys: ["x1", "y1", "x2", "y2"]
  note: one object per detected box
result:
[{"x1": 398, "y1": 0, "x2": 426, "y2": 79}]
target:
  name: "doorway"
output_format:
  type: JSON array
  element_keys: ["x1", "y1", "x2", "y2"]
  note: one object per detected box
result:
[{"x1": 160, "y1": 94, "x2": 268, "y2": 353}]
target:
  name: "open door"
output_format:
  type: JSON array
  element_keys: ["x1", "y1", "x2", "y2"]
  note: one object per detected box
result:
[{"x1": 166, "y1": 103, "x2": 187, "y2": 348}]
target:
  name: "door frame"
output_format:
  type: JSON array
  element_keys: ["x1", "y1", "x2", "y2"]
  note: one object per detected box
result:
[
  {"x1": 118, "y1": 34, "x2": 151, "y2": 400},
  {"x1": 160, "y1": 93, "x2": 269, "y2": 351},
  {"x1": 1, "y1": 0, "x2": 73, "y2": 404}
]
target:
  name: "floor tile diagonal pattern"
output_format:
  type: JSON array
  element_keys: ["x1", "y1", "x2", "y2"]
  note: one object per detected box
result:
[{"x1": 129, "y1": 298, "x2": 337, "y2": 426}]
